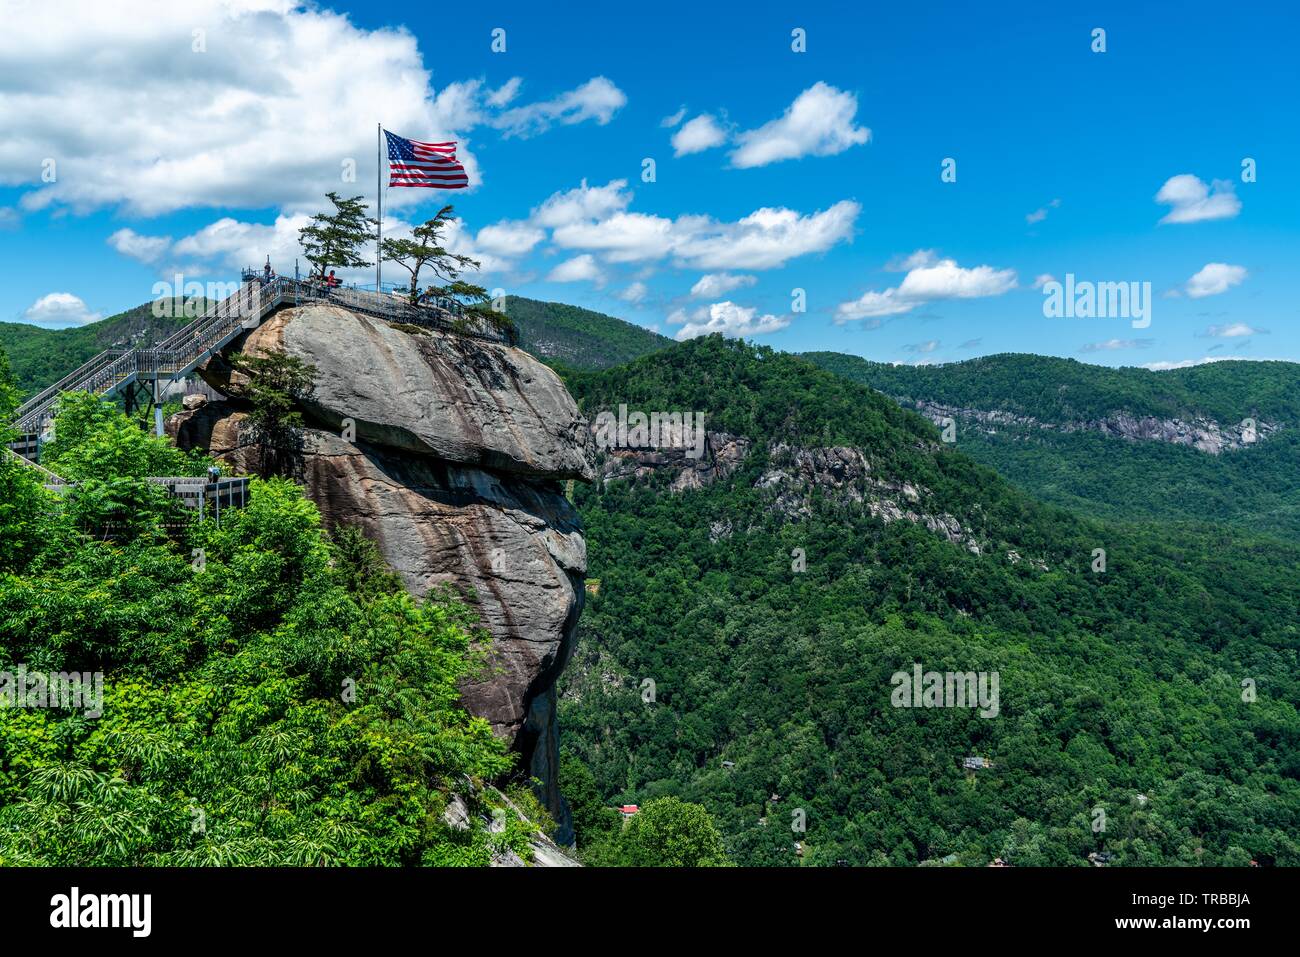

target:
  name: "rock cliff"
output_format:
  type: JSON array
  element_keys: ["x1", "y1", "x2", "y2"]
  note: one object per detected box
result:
[
  {"x1": 168, "y1": 303, "x2": 594, "y2": 843},
  {"x1": 588, "y1": 422, "x2": 986, "y2": 555},
  {"x1": 906, "y1": 399, "x2": 1275, "y2": 454}
]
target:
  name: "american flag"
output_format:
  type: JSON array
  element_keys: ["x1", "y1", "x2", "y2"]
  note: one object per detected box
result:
[{"x1": 384, "y1": 129, "x2": 469, "y2": 189}]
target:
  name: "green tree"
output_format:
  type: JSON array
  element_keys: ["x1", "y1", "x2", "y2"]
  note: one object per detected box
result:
[
  {"x1": 329, "y1": 523, "x2": 403, "y2": 602},
  {"x1": 230, "y1": 350, "x2": 317, "y2": 478},
  {"x1": 297, "y1": 192, "x2": 376, "y2": 279},
  {"x1": 380, "y1": 205, "x2": 486, "y2": 308},
  {"x1": 614, "y1": 797, "x2": 731, "y2": 867},
  {"x1": 559, "y1": 754, "x2": 619, "y2": 849}
]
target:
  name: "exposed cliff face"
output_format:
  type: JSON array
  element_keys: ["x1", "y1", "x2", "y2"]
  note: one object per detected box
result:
[
  {"x1": 907, "y1": 399, "x2": 1275, "y2": 454},
  {"x1": 588, "y1": 423, "x2": 985, "y2": 554},
  {"x1": 597, "y1": 430, "x2": 751, "y2": 491},
  {"x1": 170, "y1": 303, "x2": 594, "y2": 843}
]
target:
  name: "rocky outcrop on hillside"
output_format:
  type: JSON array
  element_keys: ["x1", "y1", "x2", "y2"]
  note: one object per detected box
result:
[
  {"x1": 597, "y1": 430, "x2": 751, "y2": 491},
  {"x1": 169, "y1": 303, "x2": 594, "y2": 844},
  {"x1": 588, "y1": 422, "x2": 984, "y2": 554},
  {"x1": 908, "y1": 399, "x2": 1276, "y2": 454},
  {"x1": 756, "y1": 443, "x2": 983, "y2": 553},
  {"x1": 443, "y1": 791, "x2": 580, "y2": 867}
]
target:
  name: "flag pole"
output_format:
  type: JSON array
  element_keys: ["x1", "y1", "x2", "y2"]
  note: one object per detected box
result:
[{"x1": 376, "y1": 122, "x2": 382, "y2": 291}]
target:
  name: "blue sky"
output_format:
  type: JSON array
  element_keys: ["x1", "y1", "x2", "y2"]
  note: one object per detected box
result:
[{"x1": 0, "y1": 0, "x2": 1295, "y2": 370}]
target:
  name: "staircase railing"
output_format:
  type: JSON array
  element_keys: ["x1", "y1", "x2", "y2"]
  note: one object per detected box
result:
[
  {"x1": 11, "y1": 276, "x2": 505, "y2": 435},
  {"x1": 3, "y1": 446, "x2": 68, "y2": 486}
]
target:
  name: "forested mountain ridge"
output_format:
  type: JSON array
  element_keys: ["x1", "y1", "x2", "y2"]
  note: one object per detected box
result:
[
  {"x1": 506, "y1": 296, "x2": 672, "y2": 371},
  {"x1": 556, "y1": 336, "x2": 1300, "y2": 866},
  {"x1": 804, "y1": 352, "x2": 1300, "y2": 432},
  {"x1": 804, "y1": 351, "x2": 1300, "y2": 541}
]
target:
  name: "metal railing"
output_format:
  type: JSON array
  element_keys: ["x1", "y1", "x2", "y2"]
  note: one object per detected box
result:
[
  {"x1": 2, "y1": 449, "x2": 248, "y2": 522},
  {"x1": 3, "y1": 446, "x2": 68, "y2": 486},
  {"x1": 12, "y1": 276, "x2": 505, "y2": 436}
]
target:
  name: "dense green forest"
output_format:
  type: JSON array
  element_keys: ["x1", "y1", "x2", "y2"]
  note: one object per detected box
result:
[
  {"x1": 803, "y1": 351, "x2": 1300, "y2": 541},
  {"x1": 557, "y1": 337, "x2": 1300, "y2": 866},
  {"x1": 5, "y1": 321, "x2": 1297, "y2": 867},
  {"x1": 506, "y1": 296, "x2": 671, "y2": 371}
]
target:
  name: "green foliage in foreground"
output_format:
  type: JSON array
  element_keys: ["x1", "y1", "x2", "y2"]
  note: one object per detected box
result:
[
  {"x1": 558, "y1": 336, "x2": 1300, "y2": 867},
  {"x1": 0, "y1": 374, "x2": 530, "y2": 866}
]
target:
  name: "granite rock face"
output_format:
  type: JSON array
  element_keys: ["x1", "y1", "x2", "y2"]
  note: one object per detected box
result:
[
  {"x1": 201, "y1": 305, "x2": 594, "y2": 480},
  {"x1": 907, "y1": 399, "x2": 1275, "y2": 454},
  {"x1": 173, "y1": 303, "x2": 595, "y2": 843}
]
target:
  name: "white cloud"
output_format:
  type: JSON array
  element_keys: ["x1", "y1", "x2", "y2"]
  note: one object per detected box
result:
[
  {"x1": 475, "y1": 220, "x2": 545, "y2": 257},
  {"x1": 1079, "y1": 338, "x2": 1154, "y2": 353},
  {"x1": 532, "y1": 179, "x2": 632, "y2": 229},
  {"x1": 1156, "y1": 174, "x2": 1242, "y2": 225},
  {"x1": 552, "y1": 199, "x2": 860, "y2": 271},
  {"x1": 21, "y1": 292, "x2": 101, "y2": 328},
  {"x1": 1025, "y1": 199, "x2": 1060, "y2": 224},
  {"x1": 671, "y1": 201, "x2": 860, "y2": 270},
  {"x1": 661, "y1": 106, "x2": 687, "y2": 128},
  {"x1": 886, "y1": 249, "x2": 939, "y2": 272},
  {"x1": 485, "y1": 77, "x2": 523, "y2": 108},
  {"x1": 618, "y1": 281, "x2": 648, "y2": 304},
  {"x1": 107, "y1": 227, "x2": 172, "y2": 264},
  {"x1": 903, "y1": 340, "x2": 940, "y2": 354},
  {"x1": 836, "y1": 254, "x2": 1017, "y2": 323},
  {"x1": 672, "y1": 300, "x2": 790, "y2": 341},
  {"x1": 547, "y1": 254, "x2": 603, "y2": 283},
  {"x1": 0, "y1": 207, "x2": 19, "y2": 229},
  {"x1": 1185, "y1": 262, "x2": 1247, "y2": 298},
  {"x1": 690, "y1": 273, "x2": 756, "y2": 298},
  {"x1": 833, "y1": 291, "x2": 916, "y2": 321},
  {"x1": 730, "y1": 82, "x2": 870, "y2": 169},
  {"x1": 0, "y1": 2, "x2": 623, "y2": 216},
  {"x1": 170, "y1": 214, "x2": 311, "y2": 272},
  {"x1": 1200, "y1": 321, "x2": 1264, "y2": 338},
  {"x1": 491, "y1": 76, "x2": 626, "y2": 138},
  {"x1": 672, "y1": 114, "x2": 728, "y2": 156},
  {"x1": 1032, "y1": 273, "x2": 1056, "y2": 289},
  {"x1": 552, "y1": 212, "x2": 677, "y2": 263},
  {"x1": 152, "y1": 206, "x2": 507, "y2": 282}
]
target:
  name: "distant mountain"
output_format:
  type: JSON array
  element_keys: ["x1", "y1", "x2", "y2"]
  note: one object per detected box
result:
[
  {"x1": 804, "y1": 351, "x2": 1300, "y2": 539},
  {"x1": 506, "y1": 296, "x2": 671, "y2": 371},
  {"x1": 0, "y1": 300, "x2": 200, "y2": 399},
  {"x1": 803, "y1": 352, "x2": 1300, "y2": 428}
]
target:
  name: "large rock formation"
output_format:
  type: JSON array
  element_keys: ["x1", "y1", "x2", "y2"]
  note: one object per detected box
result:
[{"x1": 169, "y1": 303, "x2": 594, "y2": 843}]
